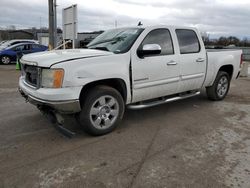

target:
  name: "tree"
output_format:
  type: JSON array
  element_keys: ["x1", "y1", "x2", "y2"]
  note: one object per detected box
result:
[
  {"x1": 240, "y1": 37, "x2": 250, "y2": 47},
  {"x1": 218, "y1": 37, "x2": 227, "y2": 46},
  {"x1": 227, "y1": 36, "x2": 240, "y2": 46}
]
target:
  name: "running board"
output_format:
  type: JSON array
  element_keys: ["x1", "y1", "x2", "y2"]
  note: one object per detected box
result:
[{"x1": 127, "y1": 91, "x2": 201, "y2": 110}]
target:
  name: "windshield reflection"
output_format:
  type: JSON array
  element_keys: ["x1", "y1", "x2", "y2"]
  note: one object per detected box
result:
[{"x1": 87, "y1": 28, "x2": 144, "y2": 54}]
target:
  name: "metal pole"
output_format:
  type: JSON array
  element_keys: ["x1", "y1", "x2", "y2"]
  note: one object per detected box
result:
[
  {"x1": 62, "y1": 6, "x2": 65, "y2": 49},
  {"x1": 53, "y1": 0, "x2": 57, "y2": 48},
  {"x1": 48, "y1": 0, "x2": 55, "y2": 50},
  {"x1": 72, "y1": 5, "x2": 75, "y2": 49}
]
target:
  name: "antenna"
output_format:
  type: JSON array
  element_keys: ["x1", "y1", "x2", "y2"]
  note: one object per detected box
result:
[{"x1": 137, "y1": 21, "x2": 143, "y2": 26}]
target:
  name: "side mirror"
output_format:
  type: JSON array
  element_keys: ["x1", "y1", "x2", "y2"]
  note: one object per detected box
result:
[{"x1": 137, "y1": 44, "x2": 161, "y2": 58}]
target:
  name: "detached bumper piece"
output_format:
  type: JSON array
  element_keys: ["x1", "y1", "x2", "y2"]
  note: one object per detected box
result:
[
  {"x1": 236, "y1": 71, "x2": 241, "y2": 79},
  {"x1": 19, "y1": 88, "x2": 78, "y2": 138},
  {"x1": 39, "y1": 106, "x2": 76, "y2": 138}
]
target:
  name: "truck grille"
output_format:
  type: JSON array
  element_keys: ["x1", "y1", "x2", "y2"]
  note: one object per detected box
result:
[{"x1": 22, "y1": 64, "x2": 39, "y2": 88}]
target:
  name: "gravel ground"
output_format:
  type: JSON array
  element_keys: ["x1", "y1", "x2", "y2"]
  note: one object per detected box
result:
[{"x1": 0, "y1": 65, "x2": 249, "y2": 188}]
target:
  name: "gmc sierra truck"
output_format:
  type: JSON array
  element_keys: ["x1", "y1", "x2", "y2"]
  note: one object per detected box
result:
[{"x1": 19, "y1": 25, "x2": 242, "y2": 136}]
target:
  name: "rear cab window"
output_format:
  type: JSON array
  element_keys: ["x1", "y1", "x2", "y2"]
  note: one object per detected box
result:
[{"x1": 175, "y1": 29, "x2": 200, "y2": 54}]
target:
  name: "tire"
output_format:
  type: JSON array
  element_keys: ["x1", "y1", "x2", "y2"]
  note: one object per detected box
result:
[
  {"x1": 0, "y1": 55, "x2": 11, "y2": 65},
  {"x1": 206, "y1": 71, "x2": 230, "y2": 101},
  {"x1": 77, "y1": 86, "x2": 125, "y2": 136}
]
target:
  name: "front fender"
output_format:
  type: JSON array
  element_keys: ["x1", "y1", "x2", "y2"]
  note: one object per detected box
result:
[{"x1": 52, "y1": 52, "x2": 132, "y2": 104}]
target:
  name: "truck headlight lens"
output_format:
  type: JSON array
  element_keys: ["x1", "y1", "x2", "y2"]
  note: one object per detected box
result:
[{"x1": 41, "y1": 69, "x2": 64, "y2": 88}]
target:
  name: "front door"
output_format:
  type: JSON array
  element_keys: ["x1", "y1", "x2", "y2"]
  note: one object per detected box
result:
[{"x1": 131, "y1": 28, "x2": 180, "y2": 103}]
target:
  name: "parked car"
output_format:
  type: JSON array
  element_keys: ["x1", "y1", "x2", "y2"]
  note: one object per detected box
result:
[
  {"x1": 0, "y1": 43, "x2": 48, "y2": 64},
  {"x1": 0, "y1": 40, "x2": 7, "y2": 46},
  {"x1": 19, "y1": 25, "x2": 242, "y2": 136},
  {"x1": 0, "y1": 39, "x2": 39, "y2": 50}
]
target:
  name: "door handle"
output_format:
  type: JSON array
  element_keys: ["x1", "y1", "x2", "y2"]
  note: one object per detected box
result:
[
  {"x1": 196, "y1": 58, "x2": 205, "y2": 62},
  {"x1": 167, "y1": 60, "x2": 177, "y2": 65}
]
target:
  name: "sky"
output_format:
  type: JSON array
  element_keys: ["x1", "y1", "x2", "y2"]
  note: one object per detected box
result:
[{"x1": 0, "y1": 0, "x2": 250, "y2": 39}]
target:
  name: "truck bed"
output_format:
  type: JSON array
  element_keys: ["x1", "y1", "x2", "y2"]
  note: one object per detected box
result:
[
  {"x1": 206, "y1": 49, "x2": 241, "y2": 52},
  {"x1": 204, "y1": 49, "x2": 242, "y2": 87}
]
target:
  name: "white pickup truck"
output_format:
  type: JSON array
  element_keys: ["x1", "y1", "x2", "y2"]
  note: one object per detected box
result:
[{"x1": 19, "y1": 25, "x2": 242, "y2": 136}]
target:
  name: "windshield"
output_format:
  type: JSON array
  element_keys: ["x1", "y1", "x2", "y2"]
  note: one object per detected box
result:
[{"x1": 87, "y1": 28, "x2": 144, "y2": 53}]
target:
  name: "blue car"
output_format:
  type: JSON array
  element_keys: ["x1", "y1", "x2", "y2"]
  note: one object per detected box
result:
[{"x1": 0, "y1": 43, "x2": 48, "y2": 64}]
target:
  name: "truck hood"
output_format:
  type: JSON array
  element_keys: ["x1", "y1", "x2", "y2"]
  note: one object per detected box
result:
[{"x1": 21, "y1": 49, "x2": 113, "y2": 67}]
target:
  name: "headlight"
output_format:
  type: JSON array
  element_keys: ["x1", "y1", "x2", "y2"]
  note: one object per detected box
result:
[{"x1": 41, "y1": 69, "x2": 64, "y2": 88}]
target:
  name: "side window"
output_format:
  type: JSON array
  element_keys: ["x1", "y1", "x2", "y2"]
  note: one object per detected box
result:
[
  {"x1": 140, "y1": 29, "x2": 174, "y2": 56},
  {"x1": 12, "y1": 42, "x2": 19, "y2": 45},
  {"x1": 23, "y1": 44, "x2": 31, "y2": 50},
  {"x1": 14, "y1": 45, "x2": 24, "y2": 51},
  {"x1": 32, "y1": 44, "x2": 40, "y2": 49},
  {"x1": 176, "y1": 29, "x2": 200, "y2": 54}
]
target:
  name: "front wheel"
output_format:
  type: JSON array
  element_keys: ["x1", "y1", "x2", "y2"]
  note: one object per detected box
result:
[
  {"x1": 77, "y1": 86, "x2": 125, "y2": 136},
  {"x1": 206, "y1": 71, "x2": 230, "y2": 101},
  {"x1": 1, "y1": 56, "x2": 11, "y2": 64}
]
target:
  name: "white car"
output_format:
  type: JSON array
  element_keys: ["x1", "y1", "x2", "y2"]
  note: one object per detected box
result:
[
  {"x1": 19, "y1": 25, "x2": 242, "y2": 136},
  {"x1": 0, "y1": 40, "x2": 7, "y2": 45},
  {"x1": 0, "y1": 39, "x2": 39, "y2": 50}
]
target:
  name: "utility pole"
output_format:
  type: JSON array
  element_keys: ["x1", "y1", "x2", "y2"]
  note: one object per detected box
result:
[
  {"x1": 39, "y1": 16, "x2": 42, "y2": 34},
  {"x1": 54, "y1": 0, "x2": 57, "y2": 47},
  {"x1": 39, "y1": 17, "x2": 41, "y2": 29},
  {"x1": 48, "y1": 0, "x2": 57, "y2": 50}
]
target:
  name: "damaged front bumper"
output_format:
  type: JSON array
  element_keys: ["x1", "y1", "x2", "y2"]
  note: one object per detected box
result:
[{"x1": 19, "y1": 88, "x2": 81, "y2": 114}]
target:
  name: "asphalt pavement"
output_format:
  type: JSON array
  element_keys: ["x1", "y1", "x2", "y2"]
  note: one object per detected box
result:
[{"x1": 0, "y1": 65, "x2": 249, "y2": 188}]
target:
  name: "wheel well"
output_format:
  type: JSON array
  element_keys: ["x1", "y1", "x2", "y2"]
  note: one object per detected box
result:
[
  {"x1": 79, "y1": 78, "x2": 127, "y2": 105},
  {"x1": 219, "y1": 65, "x2": 233, "y2": 79},
  {"x1": 0, "y1": 55, "x2": 11, "y2": 58},
  {"x1": 0, "y1": 55, "x2": 11, "y2": 59}
]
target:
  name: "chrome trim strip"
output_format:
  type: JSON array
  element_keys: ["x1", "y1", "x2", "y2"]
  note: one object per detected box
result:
[
  {"x1": 50, "y1": 54, "x2": 110, "y2": 67},
  {"x1": 23, "y1": 80, "x2": 37, "y2": 89},
  {"x1": 134, "y1": 78, "x2": 149, "y2": 82},
  {"x1": 134, "y1": 77, "x2": 180, "y2": 89},
  {"x1": 27, "y1": 94, "x2": 77, "y2": 104},
  {"x1": 20, "y1": 59, "x2": 38, "y2": 66},
  {"x1": 127, "y1": 91, "x2": 200, "y2": 110},
  {"x1": 181, "y1": 73, "x2": 204, "y2": 81},
  {"x1": 19, "y1": 88, "x2": 81, "y2": 114},
  {"x1": 37, "y1": 67, "x2": 42, "y2": 89}
]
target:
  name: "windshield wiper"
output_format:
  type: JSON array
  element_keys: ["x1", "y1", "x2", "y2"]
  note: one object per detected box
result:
[
  {"x1": 90, "y1": 46, "x2": 110, "y2": 52},
  {"x1": 87, "y1": 36, "x2": 126, "y2": 47}
]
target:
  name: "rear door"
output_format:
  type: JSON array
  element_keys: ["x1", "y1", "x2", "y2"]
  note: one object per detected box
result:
[
  {"x1": 175, "y1": 29, "x2": 206, "y2": 92},
  {"x1": 131, "y1": 28, "x2": 180, "y2": 102},
  {"x1": 31, "y1": 44, "x2": 42, "y2": 52}
]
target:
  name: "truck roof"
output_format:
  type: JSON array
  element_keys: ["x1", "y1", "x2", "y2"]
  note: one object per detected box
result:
[{"x1": 114, "y1": 25, "x2": 198, "y2": 32}]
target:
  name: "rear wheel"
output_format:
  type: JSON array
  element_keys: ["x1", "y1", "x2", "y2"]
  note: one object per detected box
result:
[
  {"x1": 206, "y1": 71, "x2": 230, "y2": 101},
  {"x1": 1, "y1": 56, "x2": 11, "y2": 64},
  {"x1": 78, "y1": 86, "x2": 125, "y2": 136}
]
